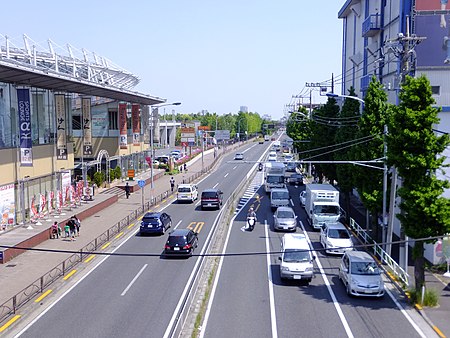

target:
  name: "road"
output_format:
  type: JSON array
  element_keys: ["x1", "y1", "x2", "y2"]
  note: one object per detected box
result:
[
  {"x1": 9, "y1": 142, "x2": 270, "y2": 338},
  {"x1": 201, "y1": 139, "x2": 435, "y2": 338}
]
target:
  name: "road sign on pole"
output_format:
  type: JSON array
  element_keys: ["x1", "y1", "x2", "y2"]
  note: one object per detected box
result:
[{"x1": 138, "y1": 180, "x2": 145, "y2": 188}]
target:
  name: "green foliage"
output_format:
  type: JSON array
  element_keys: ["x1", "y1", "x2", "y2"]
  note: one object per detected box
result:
[
  {"x1": 109, "y1": 168, "x2": 115, "y2": 181},
  {"x1": 114, "y1": 166, "x2": 122, "y2": 180},
  {"x1": 408, "y1": 287, "x2": 439, "y2": 307},
  {"x1": 93, "y1": 171, "x2": 105, "y2": 188},
  {"x1": 286, "y1": 107, "x2": 312, "y2": 154}
]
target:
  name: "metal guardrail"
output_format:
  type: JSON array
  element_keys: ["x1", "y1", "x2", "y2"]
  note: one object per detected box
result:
[
  {"x1": 0, "y1": 153, "x2": 221, "y2": 327},
  {"x1": 348, "y1": 218, "x2": 409, "y2": 286}
]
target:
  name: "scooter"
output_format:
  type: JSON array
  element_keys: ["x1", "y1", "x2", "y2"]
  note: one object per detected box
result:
[{"x1": 247, "y1": 216, "x2": 256, "y2": 231}]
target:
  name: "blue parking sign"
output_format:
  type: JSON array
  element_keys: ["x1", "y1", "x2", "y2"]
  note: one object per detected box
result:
[{"x1": 138, "y1": 180, "x2": 145, "y2": 188}]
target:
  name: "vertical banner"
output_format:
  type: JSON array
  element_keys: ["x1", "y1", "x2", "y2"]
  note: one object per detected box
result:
[
  {"x1": 132, "y1": 104, "x2": 140, "y2": 146},
  {"x1": 55, "y1": 94, "x2": 67, "y2": 160},
  {"x1": 0, "y1": 184, "x2": 15, "y2": 229},
  {"x1": 17, "y1": 88, "x2": 33, "y2": 166},
  {"x1": 82, "y1": 97, "x2": 92, "y2": 156},
  {"x1": 119, "y1": 102, "x2": 128, "y2": 149}
]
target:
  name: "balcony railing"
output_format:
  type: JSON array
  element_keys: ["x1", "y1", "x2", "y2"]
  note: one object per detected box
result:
[{"x1": 362, "y1": 14, "x2": 380, "y2": 37}]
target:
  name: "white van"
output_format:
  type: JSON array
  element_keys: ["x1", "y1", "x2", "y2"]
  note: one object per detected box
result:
[
  {"x1": 177, "y1": 184, "x2": 198, "y2": 203},
  {"x1": 279, "y1": 234, "x2": 315, "y2": 284},
  {"x1": 270, "y1": 188, "x2": 290, "y2": 210}
]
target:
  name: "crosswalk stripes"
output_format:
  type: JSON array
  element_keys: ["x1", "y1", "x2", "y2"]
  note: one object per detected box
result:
[{"x1": 235, "y1": 171, "x2": 264, "y2": 214}]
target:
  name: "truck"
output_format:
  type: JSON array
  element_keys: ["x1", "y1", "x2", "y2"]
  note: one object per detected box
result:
[
  {"x1": 264, "y1": 134, "x2": 270, "y2": 142},
  {"x1": 264, "y1": 162, "x2": 286, "y2": 193},
  {"x1": 305, "y1": 184, "x2": 341, "y2": 229}
]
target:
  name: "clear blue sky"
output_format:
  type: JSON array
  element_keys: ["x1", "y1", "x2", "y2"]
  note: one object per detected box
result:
[{"x1": 2, "y1": 1, "x2": 344, "y2": 120}]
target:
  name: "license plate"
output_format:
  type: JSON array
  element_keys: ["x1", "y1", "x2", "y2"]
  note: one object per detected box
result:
[
  {"x1": 174, "y1": 247, "x2": 180, "y2": 251},
  {"x1": 284, "y1": 226, "x2": 289, "y2": 230},
  {"x1": 207, "y1": 203, "x2": 212, "y2": 206},
  {"x1": 293, "y1": 275, "x2": 301, "y2": 280}
]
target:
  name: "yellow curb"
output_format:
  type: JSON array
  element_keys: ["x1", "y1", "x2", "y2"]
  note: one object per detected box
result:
[
  {"x1": 63, "y1": 269, "x2": 77, "y2": 281},
  {"x1": 84, "y1": 254, "x2": 96, "y2": 263},
  {"x1": 433, "y1": 326, "x2": 446, "y2": 338},
  {"x1": 0, "y1": 315, "x2": 21, "y2": 332},
  {"x1": 127, "y1": 223, "x2": 135, "y2": 229},
  {"x1": 115, "y1": 232, "x2": 124, "y2": 239},
  {"x1": 35, "y1": 289, "x2": 52, "y2": 303},
  {"x1": 415, "y1": 303, "x2": 423, "y2": 311},
  {"x1": 101, "y1": 242, "x2": 111, "y2": 250}
]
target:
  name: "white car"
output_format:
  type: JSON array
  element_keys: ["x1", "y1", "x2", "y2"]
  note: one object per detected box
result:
[
  {"x1": 268, "y1": 152, "x2": 277, "y2": 162},
  {"x1": 320, "y1": 222, "x2": 353, "y2": 255},
  {"x1": 234, "y1": 153, "x2": 244, "y2": 160},
  {"x1": 177, "y1": 184, "x2": 198, "y2": 203},
  {"x1": 299, "y1": 191, "x2": 306, "y2": 208}
]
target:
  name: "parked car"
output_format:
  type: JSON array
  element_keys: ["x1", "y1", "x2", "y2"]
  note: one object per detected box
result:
[
  {"x1": 339, "y1": 251, "x2": 384, "y2": 297},
  {"x1": 234, "y1": 153, "x2": 244, "y2": 160},
  {"x1": 201, "y1": 189, "x2": 223, "y2": 210},
  {"x1": 140, "y1": 212, "x2": 172, "y2": 235},
  {"x1": 288, "y1": 173, "x2": 304, "y2": 185},
  {"x1": 164, "y1": 229, "x2": 198, "y2": 257},
  {"x1": 273, "y1": 206, "x2": 297, "y2": 232},
  {"x1": 299, "y1": 191, "x2": 306, "y2": 208},
  {"x1": 320, "y1": 222, "x2": 353, "y2": 254},
  {"x1": 177, "y1": 184, "x2": 198, "y2": 203}
]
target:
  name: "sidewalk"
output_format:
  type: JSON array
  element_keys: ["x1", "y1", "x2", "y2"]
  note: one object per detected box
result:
[
  {"x1": 342, "y1": 192, "x2": 450, "y2": 338},
  {"x1": 0, "y1": 147, "x2": 228, "y2": 307}
]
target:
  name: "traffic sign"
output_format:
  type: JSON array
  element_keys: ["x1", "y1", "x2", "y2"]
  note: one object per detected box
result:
[{"x1": 138, "y1": 180, "x2": 145, "y2": 188}]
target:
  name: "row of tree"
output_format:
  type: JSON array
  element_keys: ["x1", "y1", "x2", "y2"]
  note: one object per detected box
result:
[{"x1": 286, "y1": 75, "x2": 450, "y2": 288}]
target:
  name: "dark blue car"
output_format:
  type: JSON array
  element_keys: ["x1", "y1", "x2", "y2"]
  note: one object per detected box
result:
[{"x1": 140, "y1": 212, "x2": 172, "y2": 235}]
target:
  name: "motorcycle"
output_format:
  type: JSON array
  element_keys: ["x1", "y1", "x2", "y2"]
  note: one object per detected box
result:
[
  {"x1": 247, "y1": 216, "x2": 256, "y2": 231},
  {"x1": 258, "y1": 163, "x2": 263, "y2": 171}
]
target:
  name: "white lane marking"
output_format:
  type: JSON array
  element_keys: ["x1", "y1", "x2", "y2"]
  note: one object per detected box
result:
[
  {"x1": 233, "y1": 166, "x2": 237, "y2": 170},
  {"x1": 213, "y1": 183, "x2": 219, "y2": 189},
  {"x1": 265, "y1": 220, "x2": 278, "y2": 338},
  {"x1": 299, "y1": 220, "x2": 354, "y2": 338},
  {"x1": 121, "y1": 264, "x2": 148, "y2": 296},
  {"x1": 290, "y1": 199, "x2": 294, "y2": 207},
  {"x1": 224, "y1": 173, "x2": 229, "y2": 178},
  {"x1": 385, "y1": 287, "x2": 427, "y2": 337},
  {"x1": 195, "y1": 200, "x2": 201, "y2": 207},
  {"x1": 173, "y1": 220, "x2": 182, "y2": 230}
]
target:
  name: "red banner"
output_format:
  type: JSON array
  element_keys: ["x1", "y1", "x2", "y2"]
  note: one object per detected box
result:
[
  {"x1": 119, "y1": 103, "x2": 128, "y2": 149},
  {"x1": 132, "y1": 104, "x2": 140, "y2": 146}
]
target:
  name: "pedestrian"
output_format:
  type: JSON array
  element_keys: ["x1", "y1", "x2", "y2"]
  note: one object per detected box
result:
[
  {"x1": 68, "y1": 218, "x2": 76, "y2": 241},
  {"x1": 73, "y1": 215, "x2": 81, "y2": 237},
  {"x1": 51, "y1": 221, "x2": 59, "y2": 239},
  {"x1": 170, "y1": 176, "x2": 175, "y2": 192},
  {"x1": 179, "y1": 165, "x2": 183, "y2": 173},
  {"x1": 125, "y1": 182, "x2": 130, "y2": 199},
  {"x1": 183, "y1": 163, "x2": 187, "y2": 172},
  {"x1": 64, "y1": 222, "x2": 70, "y2": 238}
]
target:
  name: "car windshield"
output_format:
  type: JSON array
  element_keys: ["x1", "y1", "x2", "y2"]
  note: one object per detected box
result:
[
  {"x1": 350, "y1": 261, "x2": 380, "y2": 275},
  {"x1": 178, "y1": 187, "x2": 191, "y2": 193},
  {"x1": 283, "y1": 249, "x2": 310, "y2": 262},
  {"x1": 328, "y1": 228, "x2": 350, "y2": 239},
  {"x1": 267, "y1": 176, "x2": 284, "y2": 184},
  {"x1": 202, "y1": 192, "x2": 218, "y2": 198},
  {"x1": 314, "y1": 205, "x2": 340, "y2": 215},
  {"x1": 272, "y1": 192, "x2": 289, "y2": 199},
  {"x1": 167, "y1": 235, "x2": 187, "y2": 246},
  {"x1": 277, "y1": 210, "x2": 294, "y2": 219}
]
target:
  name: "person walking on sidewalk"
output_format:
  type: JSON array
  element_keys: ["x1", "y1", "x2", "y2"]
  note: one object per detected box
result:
[
  {"x1": 73, "y1": 215, "x2": 81, "y2": 237},
  {"x1": 64, "y1": 223, "x2": 70, "y2": 238},
  {"x1": 68, "y1": 218, "x2": 76, "y2": 241},
  {"x1": 51, "y1": 221, "x2": 59, "y2": 239},
  {"x1": 125, "y1": 182, "x2": 130, "y2": 199},
  {"x1": 170, "y1": 176, "x2": 175, "y2": 192}
]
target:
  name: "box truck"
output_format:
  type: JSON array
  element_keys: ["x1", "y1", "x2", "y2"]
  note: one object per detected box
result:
[
  {"x1": 305, "y1": 184, "x2": 341, "y2": 229},
  {"x1": 264, "y1": 162, "x2": 286, "y2": 193}
]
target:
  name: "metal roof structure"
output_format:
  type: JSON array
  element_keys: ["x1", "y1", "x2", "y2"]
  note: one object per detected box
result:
[{"x1": 0, "y1": 34, "x2": 165, "y2": 105}]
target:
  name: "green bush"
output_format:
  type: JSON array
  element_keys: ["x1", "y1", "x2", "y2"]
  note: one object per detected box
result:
[
  {"x1": 93, "y1": 171, "x2": 105, "y2": 188},
  {"x1": 109, "y1": 168, "x2": 115, "y2": 181},
  {"x1": 408, "y1": 287, "x2": 439, "y2": 307},
  {"x1": 114, "y1": 166, "x2": 122, "y2": 180}
]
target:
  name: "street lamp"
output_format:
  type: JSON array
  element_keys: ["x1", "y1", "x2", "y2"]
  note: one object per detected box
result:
[
  {"x1": 327, "y1": 93, "x2": 388, "y2": 248},
  {"x1": 149, "y1": 102, "x2": 181, "y2": 202}
]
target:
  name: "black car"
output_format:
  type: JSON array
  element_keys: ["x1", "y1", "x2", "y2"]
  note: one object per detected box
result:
[
  {"x1": 140, "y1": 212, "x2": 172, "y2": 235},
  {"x1": 164, "y1": 229, "x2": 198, "y2": 257},
  {"x1": 201, "y1": 189, "x2": 223, "y2": 210},
  {"x1": 288, "y1": 173, "x2": 304, "y2": 185}
]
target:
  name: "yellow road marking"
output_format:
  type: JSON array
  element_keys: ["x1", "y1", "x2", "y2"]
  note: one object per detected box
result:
[
  {"x1": 0, "y1": 315, "x2": 21, "y2": 333},
  {"x1": 433, "y1": 326, "x2": 446, "y2": 338},
  {"x1": 115, "y1": 232, "x2": 124, "y2": 239},
  {"x1": 63, "y1": 269, "x2": 77, "y2": 281},
  {"x1": 35, "y1": 290, "x2": 52, "y2": 303},
  {"x1": 127, "y1": 223, "x2": 135, "y2": 229},
  {"x1": 255, "y1": 204, "x2": 260, "y2": 212},
  {"x1": 187, "y1": 222, "x2": 196, "y2": 230},
  {"x1": 84, "y1": 254, "x2": 96, "y2": 263},
  {"x1": 194, "y1": 222, "x2": 205, "y2": 233},
  {"x1": 101, "y1": 242, "x2": 111, "y2": 250},
  {"x1": 155, "y1": 204, "x2": 160, "y2": 208},
  {"x1": 137, "y1": 216, "x2": 143, "y2": 220}
]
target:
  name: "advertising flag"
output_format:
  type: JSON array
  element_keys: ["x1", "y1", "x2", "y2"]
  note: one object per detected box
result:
[
  {"x1": 82, "y1": 98, "x2": 93, "y2": 156},
  {"x1": 132, "y1": 104, "x2": 140, "y2": 146},
  {"x1": 119, "y1": 103, "x2": 128, "y2": 149},
  {"x1": 17, "y1": 88, "x2": 33, "y2": 166},
  {"x1": 55, "y1": 94, "x2": 67, "y2": 160}
]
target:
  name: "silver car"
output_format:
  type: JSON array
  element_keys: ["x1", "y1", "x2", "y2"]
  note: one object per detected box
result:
[
  {"x1": 299, "y1": 191, "x2": 306, "y2": 208},
  {"x1": 273, "y1": 206, "x2": 297, "y2": 232}
]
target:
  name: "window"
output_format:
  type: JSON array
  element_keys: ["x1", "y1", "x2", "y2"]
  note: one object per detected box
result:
[
  {"x1": 72, "y1": 115, "x2": 81, "y2": 130},
  {"x1": 431, "y1": 86, "x2": 440, "y2": 95},
  {"x1": 109, "y1": 110, "x2": 118, "y2": 130}
]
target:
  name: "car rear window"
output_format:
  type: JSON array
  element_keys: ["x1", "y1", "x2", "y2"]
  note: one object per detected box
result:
[
  {"x1": 178, "y1": 187, "x2": 191, "y2": 193},
  {"x1": 202, "y1": 192, "x2": 217, "y2": 198},
  {"x1": 143, "y1": 216, "x2": 159, "y2": 223},
  {"x1": 277, "y1": 210, "x2": 294, "y2": 218},
  {"x1": 272, "y1": 191, "x2": 289, "y2": 199},
  {"x1": 167, "y1": 236, "x2": 187, "y2": 245}
]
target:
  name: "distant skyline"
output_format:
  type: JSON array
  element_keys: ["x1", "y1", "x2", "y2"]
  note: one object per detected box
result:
[{"x1": 1, "y1": 1, "x2": 344, "y2": 120}]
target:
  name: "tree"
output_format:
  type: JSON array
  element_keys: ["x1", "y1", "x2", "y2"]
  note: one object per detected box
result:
[
  {"x1": 386, "y1": 75, "x2": 450, "y2": 288},
  {"x1": 286, "y1": 106, "x2": 312, "y2": 156},
  {"x1": 352, "y1": 77, "x2": 388, "y2": 239},
  {"x1": 334, "y1": 87, "x2": 361, "y2": 221}
]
